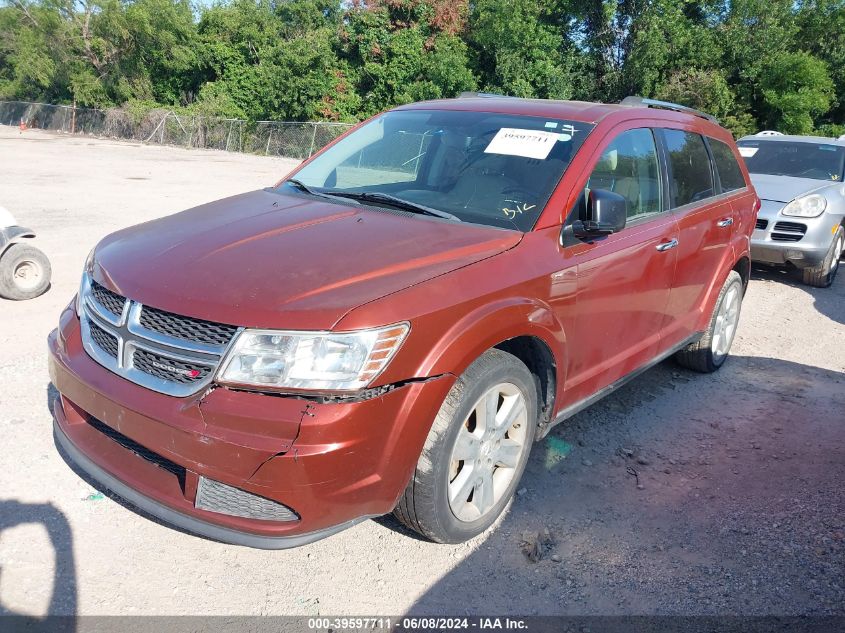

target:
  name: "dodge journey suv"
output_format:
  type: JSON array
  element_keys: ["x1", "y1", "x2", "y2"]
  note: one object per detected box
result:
[{"x1": 49, "y1": 96, "x2": 758, "y2": 547}]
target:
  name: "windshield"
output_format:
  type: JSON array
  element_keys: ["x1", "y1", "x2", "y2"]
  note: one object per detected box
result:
[
  {"x1": 283, "y1": 109, "x2": 594, "y2": 231},
  {"x1": 737, "y1": 140, "x2": 845, "y2": 181}
]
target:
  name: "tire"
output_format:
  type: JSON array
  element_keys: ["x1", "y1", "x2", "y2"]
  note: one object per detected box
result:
[
  {"x1": 802, "y1": 226, "x2": 844, "y2": 288},
  {"x1": 675, "y1": 270, "x2": 743, "y2": 373},
  {"x1": 394, "y1": 349, "x2": 538, "y2": 543},
  {"x1": 0, "y1": 243, "x2": 52, "y2": 300}
]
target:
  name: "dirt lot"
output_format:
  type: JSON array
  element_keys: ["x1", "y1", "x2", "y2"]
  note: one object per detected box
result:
[{"x1": 0, "y1": 126, "x2": 843, "y2": 618}]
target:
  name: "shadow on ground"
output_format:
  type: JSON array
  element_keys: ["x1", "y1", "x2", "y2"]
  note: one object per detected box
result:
[
  {"x1": 403, "y1": 355, "x2": 845, "y2": 616},
  {"x1": 751, "y1": 261, "x2": 845, "y2": 326},
  {"x1": 0, "y1": 499, "x2": 76, "y2": 631}
]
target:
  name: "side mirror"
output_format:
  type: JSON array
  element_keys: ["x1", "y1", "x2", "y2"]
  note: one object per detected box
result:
[{"x1": 573, "y1": 189, "x2": 627, "y2": 238}]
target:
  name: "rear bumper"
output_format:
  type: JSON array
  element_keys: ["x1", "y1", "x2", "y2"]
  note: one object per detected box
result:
[{"x1": 49, "y1": 304, "x2": 454, "y2": 547}]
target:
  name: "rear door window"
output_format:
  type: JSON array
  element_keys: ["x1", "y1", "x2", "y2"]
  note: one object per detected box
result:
[
  {"x1": 663, "y1": 130, "x2": 715, "y2": 207},
  {"x1": 586, "y1": 128, "x2": 663, "y2": 219},
  {"x1": 709, "y1": 139, "x2": 746, "y2": 192}
]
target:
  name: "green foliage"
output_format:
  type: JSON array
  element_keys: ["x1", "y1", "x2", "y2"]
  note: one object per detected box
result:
[
  {"x1": 124, "y1": 0, "x2": 198, "y2": 104},
  {"x1": 654, "y1": 69, "x2": 756, "y2": 137},
  {"x1": 622, "y1": 0, "x2": 719, "y2": 100},
  {"x1": 759, "y1": 51, "x2": 834, "y2": 134},
  {"x1": 817, "y1": 122, "x2": 845, "y2": 139},
  {"x1": 258, "y1": 31, "x2": 360, "y2": 121},
  {"x1": 121, "y1": 99, "x2": 164, "y2": 124},
  {"x1": 795, "y1": 0, "x2": 845, "y2": 123},
  {"x1": 0, "y1": 0, "x2": 842, "y2": 135},
  {"x1": 189, "y1": 82, "x2": 247, "y2": 120},
  {"x1": 343, "y1": 2, "x2": 476, "y2": 116},
  {"x1": 0, "y1": 22, "x2": 56, "y2": 98},
  {"x1": 469, "y1": 0, "x2": 576, "y2": 99}
]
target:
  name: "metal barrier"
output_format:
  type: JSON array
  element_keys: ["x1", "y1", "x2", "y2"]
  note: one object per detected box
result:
[{"x1": 1, "y1": 101, "x2": 355, "y2": 160}]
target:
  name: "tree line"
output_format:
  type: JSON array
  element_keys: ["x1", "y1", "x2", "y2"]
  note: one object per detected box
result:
[{"x1": 1, "y1": 0, "x2": 844, "y2": 138}]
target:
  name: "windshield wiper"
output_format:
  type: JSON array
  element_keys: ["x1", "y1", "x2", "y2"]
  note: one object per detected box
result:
[
  {"x1": 282, "y1": 182, "x2": 459, "y2": 221},
  {"x1": 329, "y1": 191, "x2": 461, "y2": 222},
  {"x1": 282, "y1": 179, "x2": 361, "y2": 205}
]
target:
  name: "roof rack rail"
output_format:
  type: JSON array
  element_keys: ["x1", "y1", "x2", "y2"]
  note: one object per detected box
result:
[
  {"x1": 620, "y1": 96, "x2": 718, "y2": 124},
  {"x1": 458, "y1": 92, "x2": 514, "y2": 99}
]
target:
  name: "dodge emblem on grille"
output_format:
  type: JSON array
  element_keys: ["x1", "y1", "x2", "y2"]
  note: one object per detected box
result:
[
  {"x1": 150, "y1": 359, "x2": 201, "y2": 378},
  {"x1": 80, "y1": 274, "x2": 225, "y2": 396}
]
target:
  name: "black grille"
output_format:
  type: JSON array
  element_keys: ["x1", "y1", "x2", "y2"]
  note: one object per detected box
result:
[
  {"x1": 139, "y1": 306, "x2": 237, "y2": 347},
  {"x1": 91, "y1": 281, "x2": 126, "y2": 317},
  {"x1": 132, "y1": 348, "x2": 211, "y2": 384},
  {"x1": 195, "y1": 477, "x2": 298, "y2": 522},
  {"x1": 86, "y1": 417, "x2": 185, "y2": 485},
  {"x1": 774, "y1": 221, "x2": 807, "y2": 232},
  {"x1": 772, "y1": 221, "x2": 807, "y2": 243},
  {"x1": 755, "y1": 218, "x2": 768, "y2": 230},
  {"x1": 89, "y1": 322, "x2": 118, "y2": 358}
]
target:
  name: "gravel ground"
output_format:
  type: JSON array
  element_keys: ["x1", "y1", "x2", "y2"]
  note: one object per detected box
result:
[{"x1": 0, "y1": 126, "x2": 843, "y2": 618}]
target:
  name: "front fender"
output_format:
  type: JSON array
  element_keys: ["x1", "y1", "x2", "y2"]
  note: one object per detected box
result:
[
  {"x1": 415, "y1": 297, "x2": 567, "y2": 388},
  {"x1": 0, "y1": 225, "x2": 36, "y2": 255}
]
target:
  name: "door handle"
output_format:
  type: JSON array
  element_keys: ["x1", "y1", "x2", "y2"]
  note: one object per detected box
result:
[
  {"x1": 717, "y1": 217, "x2": 734, "y2": 227},
  {"x1": 656, "y1": 239, "x2": 679, "y2": 252}
]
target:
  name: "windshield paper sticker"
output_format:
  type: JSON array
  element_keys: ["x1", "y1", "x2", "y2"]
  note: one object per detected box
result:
[
  {"x1": 738, "y1": 147, "x2": 758, "y2": 157},
  {"x1": 485, "y1": 128, "x2": 559, "y2": 159}
]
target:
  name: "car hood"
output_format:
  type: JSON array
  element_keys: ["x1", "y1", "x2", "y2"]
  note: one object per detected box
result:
[
  {"x1": 749, "y1": 173, "x2": 837, "y2": 203},
  {"x1": 92, "y1": 189, "x2": 521, "y2": 330}
]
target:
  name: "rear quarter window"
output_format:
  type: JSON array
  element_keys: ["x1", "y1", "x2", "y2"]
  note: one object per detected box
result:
[
  {"x1": 709, "y1": 139, "x2": 746, "y2": 192},
  {"x1": 663, "y1": 129, "x2": 715, "y2": 207}
]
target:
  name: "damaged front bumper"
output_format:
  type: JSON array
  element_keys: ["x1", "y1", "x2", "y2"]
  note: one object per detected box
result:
[{"x1": 48, "y1": 304, "x2": 455, "y2": 548}]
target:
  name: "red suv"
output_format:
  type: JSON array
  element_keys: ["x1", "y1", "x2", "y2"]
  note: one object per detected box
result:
[{"x1": 49, "y1": 96, "x2": 758, "y2": 547}]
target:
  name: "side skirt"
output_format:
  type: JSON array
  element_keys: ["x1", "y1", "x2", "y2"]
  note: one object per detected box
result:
[{"x1": 538, "y1": 331, "x2": 704, "y2": 439}]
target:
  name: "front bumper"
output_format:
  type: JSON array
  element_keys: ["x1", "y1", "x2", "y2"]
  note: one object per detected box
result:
[
  {"x1": 751, "y1": 200, "x2": 841, "y2": 267},
  {"x1": 49, "y1": 304, "x2": 454, "y2": 548}
]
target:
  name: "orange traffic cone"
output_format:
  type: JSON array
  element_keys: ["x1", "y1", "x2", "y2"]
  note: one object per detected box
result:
[{"x1": 19, "y1": 118, "x2": 27, "y2": 132}]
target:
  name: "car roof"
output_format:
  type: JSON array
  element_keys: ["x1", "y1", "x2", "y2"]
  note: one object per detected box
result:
[
  {"x1": 394, "y1": 96, "x2": 720, "y2": 128},
  {"x1": 738, "y1": 134, "x2": 845, "y2": 147}
]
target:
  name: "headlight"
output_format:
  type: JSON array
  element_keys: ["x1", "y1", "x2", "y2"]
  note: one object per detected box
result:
[
  {"x1": 782, "y1": 194, "x2": 827, "y2": 218},
  {"x1": 217, "y1": 323, "x2": 410, "y2": 392}
]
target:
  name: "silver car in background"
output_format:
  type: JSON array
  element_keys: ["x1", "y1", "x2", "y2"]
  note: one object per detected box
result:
[{"x1": 738, "y1": 134, "x2": 845, "y2": 287}]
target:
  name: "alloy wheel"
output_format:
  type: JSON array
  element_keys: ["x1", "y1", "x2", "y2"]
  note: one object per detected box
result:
[
  {"x1": 711, "y1": 283, "x2": 740, "y2": 358},
  {"x1": 447, "y1": 382, "x2": 529, "y2": 523}
]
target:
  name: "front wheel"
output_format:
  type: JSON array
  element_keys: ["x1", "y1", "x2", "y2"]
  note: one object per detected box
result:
[
  {"x1": 675, "y1": 270, "x2": 744, "y2": 373},
  {"x1": 394, "y1": 349, "x2": 538, "y2": 543},
  {"x1": 802, "y1": 226, "x2": 843, "y2": 288},
  {"x1": 0, "y1": 243, "x2": 52, "y2": 300}
]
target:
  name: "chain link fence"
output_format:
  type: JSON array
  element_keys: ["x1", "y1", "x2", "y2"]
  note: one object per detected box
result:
[
  {"x1": 246, "y1": 121, "x2": 356, "y2": 159},
  {"x1": 1, "y1": 101, "x2": 355, "y2": 160}
]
